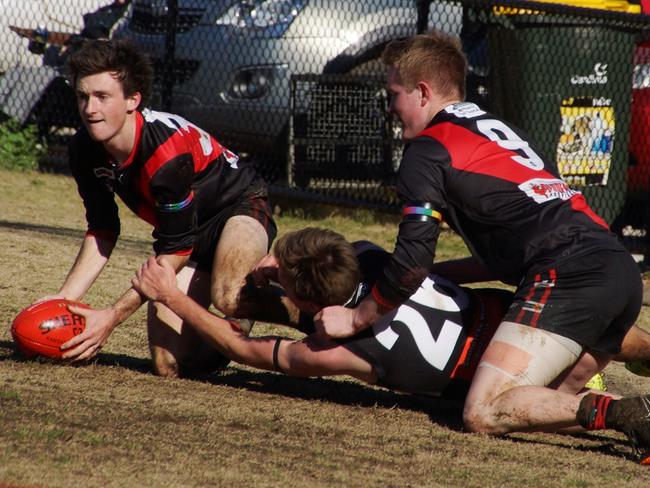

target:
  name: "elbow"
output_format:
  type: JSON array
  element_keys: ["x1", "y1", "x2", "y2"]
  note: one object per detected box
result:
[
  {"x1": 203, "y1": 337, "x2": 239, "y2": 363},
  {"x1": 225, "y1": 346, "x2": 246, "y2": 365},
  {"x1": 207, "y1": 335, "x2": 250, "y2": 366}
]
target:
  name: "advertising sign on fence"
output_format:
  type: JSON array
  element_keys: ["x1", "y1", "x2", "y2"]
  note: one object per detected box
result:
[{"x1": 557, "y1": 96, "x2": 615, "y2": 186}]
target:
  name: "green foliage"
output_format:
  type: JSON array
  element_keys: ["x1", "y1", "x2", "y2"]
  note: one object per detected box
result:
[{"x1": 0, "y1": 119, "x2": 45, "y2": 171}]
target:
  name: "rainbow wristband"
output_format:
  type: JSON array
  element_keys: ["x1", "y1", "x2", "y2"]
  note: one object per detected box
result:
[
  {"x1": 158, "y1": 192, "x2": 194, "y2": 212},
  {"x1": 402, "y1": 203, "x2": 442, "y2": 222}
]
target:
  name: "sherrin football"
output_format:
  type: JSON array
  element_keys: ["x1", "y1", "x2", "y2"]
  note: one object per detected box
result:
[{"x1": 11, "y1": 299, "x2": 90, "y2": 358}]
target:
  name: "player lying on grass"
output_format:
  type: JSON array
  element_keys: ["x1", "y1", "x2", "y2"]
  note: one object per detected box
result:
[{"x1": 132, "y1": 227, "x2": 616, "y2": 400}]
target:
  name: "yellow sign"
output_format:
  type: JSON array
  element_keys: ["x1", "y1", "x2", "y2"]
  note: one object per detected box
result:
[
  {"x1": 557, "y1": 96, "x2": 615, "y2": 186},
  {"x1": 494, "y1": 0, "x2": 639, "y2": 14}
]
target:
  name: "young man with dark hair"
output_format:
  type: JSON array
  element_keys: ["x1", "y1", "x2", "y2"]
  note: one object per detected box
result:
[
  {"x1": 313, "y1": 30, "x2": 650, "y2": 463},
  {"x1": 41, "y1": 38, "x2": 279, "y2": 378}
]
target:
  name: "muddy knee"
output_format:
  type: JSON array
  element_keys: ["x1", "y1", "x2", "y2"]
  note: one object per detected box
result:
[
  {"x1": 147, "y1": 300, "x2": 199, "y2": 377},
  {"x1": 150, "y1": 347, "x2": 181, "y2": 378},
  {"x1": 211, "y1": 265, "x2": 267, "y2": 320},
  {"x1": 462, "y1": 403, "x2": 496, "y2": 434},
  {"x1": 212, "y1": 293, "x2": 239, "y2": 318}
]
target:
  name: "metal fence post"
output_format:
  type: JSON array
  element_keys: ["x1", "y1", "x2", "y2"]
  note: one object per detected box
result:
[
  {"x1": 416, "y1": 0, "x2": 431, "y2": 33},
  {"x1": 161, "y1": 0, "x2": 178, "y2": 111}
]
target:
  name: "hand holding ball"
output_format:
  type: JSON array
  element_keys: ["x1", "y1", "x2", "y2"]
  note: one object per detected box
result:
[{"x1": 11, "y1": 299, "x2": 90, "y2": 358}]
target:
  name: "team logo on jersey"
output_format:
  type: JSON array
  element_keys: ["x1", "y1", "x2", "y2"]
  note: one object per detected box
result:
[
  {"x1": 223, "y1": 148, "x2": 239, "y2": 169},
  {"x1": 93, "y1": 167, "x2": 117, "y2": 192},
  {"x1": 94, "y1": 167, "x2": 115, "y2": 179},
  {"x1": 444, "y1": 102, "x2": 485, "y2": 119},
  {"x1": 519, "y1": 178, "x2": 578, "y2": 203},
  {"x1": 344, "y1": 282, "x2": 371, "y2": 308}
]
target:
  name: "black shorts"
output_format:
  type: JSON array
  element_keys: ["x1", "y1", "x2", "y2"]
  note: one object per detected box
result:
[
  {"x1": 338, "y1": 284, "x2": 512, "y2": 396},
  {"x1": 503, "y1": 249, "x2": 642, "y2": 355},
  {"x1": 190, "y1": 185, "x2": 277, "y2": 272}
]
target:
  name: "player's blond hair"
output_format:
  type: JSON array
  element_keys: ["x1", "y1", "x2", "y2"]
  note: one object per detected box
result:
[
  {"x1": 381, "y1": 30, "x2": 467, "y2": 100},
  {"x1": 274, "y1": 228, "x2": 361, "y2": 308}
]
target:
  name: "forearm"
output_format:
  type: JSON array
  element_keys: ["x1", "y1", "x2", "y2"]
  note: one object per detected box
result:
[
  {"x1": 59, "y1": 234, "x2": 115, "y2": 300},
  {"x1": 110, "y1": 253, "x2": 190, "y2": 325},
  {"x1": 161, "y1": 287, "x2": 278, "y2": 368},
  {"x1": 375, "y1": 219, "x2": 439, "y2": 307},
  {"x1": 353, "y1": 258, "x2": 494, "y2": 330},
  {"x1": 109, "y1": 286, "x2": 147, "y2": 325},
  {"x1": 430, "y1": 256, "x2": 496, "y2": 284}
]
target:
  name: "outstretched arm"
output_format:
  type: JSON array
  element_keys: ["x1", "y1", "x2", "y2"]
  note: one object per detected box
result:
[
  {"x1": 430, "y1": 256, "x2": 496, "y2": 284},
  {"x1": 132, "y1": 258, "x2": 375, "y2": 381},
  {"x1": 132, "y1": 257, "x2": 286, "y2": 369}
]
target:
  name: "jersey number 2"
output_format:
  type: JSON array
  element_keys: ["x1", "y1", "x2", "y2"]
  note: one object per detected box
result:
[{"x1": 374, "y1": 277, "x2": 463, "y2": 371}]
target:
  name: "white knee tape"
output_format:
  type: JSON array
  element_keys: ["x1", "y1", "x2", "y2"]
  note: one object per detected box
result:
[{"x1": 479, "y1": 322, "x2": 583, "y2": 386}]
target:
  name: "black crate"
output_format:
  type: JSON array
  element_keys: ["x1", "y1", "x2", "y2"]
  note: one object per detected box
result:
[{"x1": 289, "y1": 74, "x2": 402, "y2": 193}]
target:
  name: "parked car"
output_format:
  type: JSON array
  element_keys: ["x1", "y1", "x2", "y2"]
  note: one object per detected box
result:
[
  {"x1": 0, "y1": 0, "x2": 131, "y2": 148},
  {"x1": 115, "y1": 0, "x2": 464, "y2": 176},
  {"x1": 0, "y1": 0, "x2": 112, "y2": 73}
]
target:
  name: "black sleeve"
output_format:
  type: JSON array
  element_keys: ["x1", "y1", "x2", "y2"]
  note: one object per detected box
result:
[
  {"x1": 149, "y1": 154, "x2": 197, "y2": 255},
  {"x1": 353, "y1": 241, "x2": 391, "y2": 286},
  {"x1": 68, "y1": 135, "x2": 120, "y2": 240},
  {"x1": 374, "y1": 136, "x2": 449, "y2": 306}
]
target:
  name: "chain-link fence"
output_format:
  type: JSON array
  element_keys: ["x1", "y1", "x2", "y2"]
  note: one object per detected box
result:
[
  {"x1": 0, "y1": 1, "x2": 128, "y2": 143},
  {"x1": 1, "y1": 0, "x2": 650, "y2": 252}
]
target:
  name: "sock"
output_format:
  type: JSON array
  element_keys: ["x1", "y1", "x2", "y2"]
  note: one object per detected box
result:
[{"x1": 577, "y1": 393, "x2": 616, "y2": 430}]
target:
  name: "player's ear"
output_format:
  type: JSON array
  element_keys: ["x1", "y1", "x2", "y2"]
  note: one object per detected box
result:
[
  {"x1": 126, "y1": 91, "x2": 142, "y2": 113},
  {"x1": 416, "y1": 81, "x2": 432, "y2": 107}
]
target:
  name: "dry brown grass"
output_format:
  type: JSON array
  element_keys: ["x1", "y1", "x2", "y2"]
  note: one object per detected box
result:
[{"x1": 1, "y1": 169, "x2": 650, "y2": 487}]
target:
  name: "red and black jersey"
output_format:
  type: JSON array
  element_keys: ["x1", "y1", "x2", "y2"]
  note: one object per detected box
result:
[
  {"x1": 340, "y1": 242, "x2": 512, "y2": 396},
  {"x1": 69, "y1": 108, "x2": 266, "y2": 256},
  {"x1": 375, "y1": 102, "x2": 625, "y2": 306}
]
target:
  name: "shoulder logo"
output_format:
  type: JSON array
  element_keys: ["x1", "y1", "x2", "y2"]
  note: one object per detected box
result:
[
  {"x1": 93, "y1": 167, "x2": 116, "y2": 192},
  {"x1": 444, "y1": 102, "x2": 485, "y2": 118},
  {"x1": 519, "y1": 178, "x2": 579, "y2": 203},
  {"x1": 223, "y1": 148, "x2": 239, "y2": 169},
  {"x1": 94, "y1": 167, "x2": 115, "y2": 179}
]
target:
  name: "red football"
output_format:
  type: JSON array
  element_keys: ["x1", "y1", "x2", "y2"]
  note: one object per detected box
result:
[{"x1": 11, "y1": 299, "x2": 90, "y2": 359}]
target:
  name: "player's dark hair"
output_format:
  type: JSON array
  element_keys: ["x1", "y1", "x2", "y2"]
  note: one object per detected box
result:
[
  {"x1": 66, "y1": 38, "x2": 153, "y2": 109},
  {"x1": 382, "y1": 29, "x2": 467, "y2": 100},
  {"x1": 274, "y1": 228, "x2": 361, "y2": 308}
]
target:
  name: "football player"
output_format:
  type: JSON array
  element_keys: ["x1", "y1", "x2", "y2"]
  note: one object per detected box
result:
[
  {"x1": 132, "y1": 228, "x2": 606, "y2": 400},
  {"x1": 313, "y1": 30, "x2": 650, "y2": 462},
  {"x1": 38, "y1": 38, "x2": 288, "y2": 378}
]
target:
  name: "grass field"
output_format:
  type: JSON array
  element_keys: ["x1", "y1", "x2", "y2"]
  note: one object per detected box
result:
[{"x1": 1, "y1": 169, "x2": 650, "y2": 487}]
